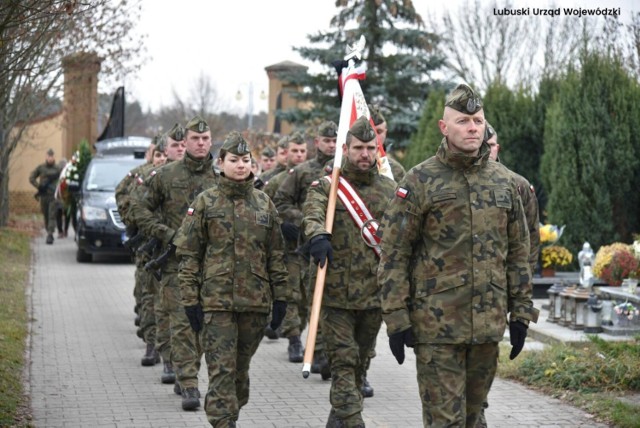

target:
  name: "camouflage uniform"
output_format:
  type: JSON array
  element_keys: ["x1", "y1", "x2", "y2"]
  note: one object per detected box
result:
[
  {"x1": 303, "y1": 117, "x2": 396, "y2": 427},
  {"x1": 30, "y1": 160, "x2": 62, "y2": 238},
  {"x1": 273, "y1": 150, "x2": 333, "y2": 334},
  {"x1": 256, "y1": 162, "x2": 285, "y2": 190},
  {"x1": 131, "y1": 150, "x2": 217, "y2": 394},
  {"x1": 388, "y1": 156, "x2": 406, "y2": 182},
  {"x1": 175, "y1": 150, "x2": 288, "y2": 427},
  {"x1": 377, "y1": 136, "x2": 539, "y2": 427}
]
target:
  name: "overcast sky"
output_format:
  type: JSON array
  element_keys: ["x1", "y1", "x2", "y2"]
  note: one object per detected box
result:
[{"x1": 126, "y1": 0, "x2": 638, "y2": 116}]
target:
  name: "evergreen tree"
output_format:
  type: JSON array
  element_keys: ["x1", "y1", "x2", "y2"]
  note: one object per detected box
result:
[
  {"x1": 483, "y1": 83, "x2": 542, "y2": 192},
  {"x1": 280, "y1": 0, "x2": 445, "y2": 148},
  {"x1": 541, "y1": 53, "x2": 640, "y2": 251},
  {"x1": 403, "y1": 88, "x2": 445, "y2": 169}
]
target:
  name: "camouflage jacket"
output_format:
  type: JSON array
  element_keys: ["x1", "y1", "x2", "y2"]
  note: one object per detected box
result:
[
  {"x1": 377, "y1": 139, "x2": 539, "y2": 345},
  {"x1": 115, "y1": 162, "x2": 148, "y2": 226},
  {"x1": 175, "y1": 175, "x2": 289, "y2": 313},
  {"x1": 513, "y1": 171, "x2": 540, "y2": 274},
  {"x1": 262, "y1": 167, "x2": 290, "y2": 200},
  {"x1": 303, "y1": 160, "x2": 395, "y2": 310},
  {"x1": 29, "y1": 162, "x2": 62, "y2": 196},
  {"x1": 256, "y1": 163, "x2": 286, "y2": 190},
  {"x1": 130, "y1": 153, "x2": 217, "y2": 273},
  {"x1": 273, "y1": 151, "x2": 333, "y2": 225},
  {"x1": 388, "y1": 156, "x2": 406, "y2": 182}
]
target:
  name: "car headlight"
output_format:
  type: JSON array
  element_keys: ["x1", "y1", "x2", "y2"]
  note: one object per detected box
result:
[{"x1": 82, "y1": 206, "x2": 108, "y2": 221}]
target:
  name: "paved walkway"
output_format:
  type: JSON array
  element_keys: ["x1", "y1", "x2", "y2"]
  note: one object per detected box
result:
[{"x1": 27, "y1": 234, "x2": 610, "y2": 427}]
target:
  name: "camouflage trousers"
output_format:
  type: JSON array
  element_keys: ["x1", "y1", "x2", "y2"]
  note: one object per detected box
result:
[
  {"x1": 321, "y1": 306, "x2": 382, "y2": 424},
  {"x1": 133, "y1": 258, "x2": 145, "y2": 309},
  {"x1": 414, "y1": 342, "x2": 499, "y2": 428},
  {"x1": 138, "y1": 267, "x2": 156, "y2": 345},
  {"x1": 39, "y1": 194, "x2": 56, "y2": 234},
  {"x1": 161, "y1": 272, "x2": 202, "y2": 389},
  {"x1": 280, "y1": 255, "x2": 308, "y2": 338},
  {"x1": 153, "y1": 281, "x2": 172, "y2": 362},
  {"x1": 201, "y1": 311, "x2": 267, "y2": 428}
]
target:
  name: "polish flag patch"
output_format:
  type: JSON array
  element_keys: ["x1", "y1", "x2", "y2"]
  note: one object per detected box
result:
[
  {"x1": 136, "y1": 176, "x2": 144, "y2": 185},
  {"x1": 150, "y1": 170, "x2": 157, "y2": 177},
  {"x1": 310, "y1": 180, "x2": 319, "y2": 187},
  {"x1": 187, "y1": 207, "x2": 195, "y2": 216},
  {"x1": 529, "y1": 185, "x2": 535, "y2": 194},
  {"x1": 396, "y1": 187, "x2": 409, "y2": 199}
]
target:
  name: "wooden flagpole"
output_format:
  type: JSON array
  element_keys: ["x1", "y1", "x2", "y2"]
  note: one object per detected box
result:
[{"x1": 302, "y1": 36, "x2": 368, "y2": 378}]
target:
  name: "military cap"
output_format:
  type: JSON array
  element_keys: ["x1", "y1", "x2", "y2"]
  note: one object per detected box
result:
[
  {"x1": 317, "y1": 121, "x2": 338, "y2": 138},
  {"x1": 184, "y1": 115, "x2": 210, "y2": 133},
  {"x1": 167, "y1": 122, "x2": 185, "y2": 141},
  {"x1": 485, "y1": 121, "x2": 496, "y2": 141},
  {"x1": 46, "y1": 148, "x2": 54, "y2": 156},
  {"x1": 261, "y1": 146, "x2": 275, "y2": 157},
  {"x1": 277, "y1": 136, "x2": 289, "y2": 149},
  {"x1": 154, "y1": 134, "x2": 167, "y2": 153},
  {"x1": 288, "y1": 132, "x2": 305, "y2": 145},
  {"x1": 445, "y1": 83, "x2": 483, "y2": 114},
  {"x1": 348, "y1": 115, "x2": 376, "y2": 142},
  {"x1": 368, "y1": 104, "x2": 386, "y2": 125},
  {"x1": 221, "y1": 131, "x2": 251, "y2": 156}
]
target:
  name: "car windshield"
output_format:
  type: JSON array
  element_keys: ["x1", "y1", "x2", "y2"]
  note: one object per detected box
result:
[{"x1": 84, "y1": 158, "x2": 144, "y2": 191}]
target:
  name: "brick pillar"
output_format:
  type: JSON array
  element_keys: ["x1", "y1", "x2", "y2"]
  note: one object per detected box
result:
[
  {"x1": 264, "y1": 61, "x2": 308, "y2": 135},
  {"x1": 62, "y1": 52, "x2": 102, "y2": 157}
]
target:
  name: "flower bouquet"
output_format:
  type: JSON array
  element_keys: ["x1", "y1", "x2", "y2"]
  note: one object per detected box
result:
[
  {"x1": 541, "y1": 245, "x2": 573, "y2": 270},
  {"x1": 613, "y1": 301, "x2": 639, "y2": 326},
  {"x1": 593, "y1": 243, "x2": 639, "y2": 287},
  {"x1": 539, "y1": 223, "x2": 565, "y2": 245}
]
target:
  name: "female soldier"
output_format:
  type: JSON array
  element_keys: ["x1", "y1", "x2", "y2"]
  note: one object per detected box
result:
[{"x1": 174, "y1": 132, "x2": 288, "y2": 428}]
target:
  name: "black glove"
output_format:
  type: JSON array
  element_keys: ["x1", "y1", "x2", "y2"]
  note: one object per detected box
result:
[
  {"x1": 270, "y1": 300, "x2": 287, "y2": 330},
  {"x1": 281, "y1": 222, "x2": 300, "y2": 241},
  {"x1": 389, "y1": 328, "x2": 415, "y2": 365},
  {"x1": 509, "y1": 320, "x2": 528, "y2": 360},
  {"x1": 309, "y1": 235, "x2": 333, "y2": 268},
  {"x1": 184, "y1": 304, "x2": 204, "y2": 333}
]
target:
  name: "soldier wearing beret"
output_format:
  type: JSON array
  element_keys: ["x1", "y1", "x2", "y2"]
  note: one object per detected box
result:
[
  {"x1": 368, "y1": 103, "x2": 406, "y2": 181},
  {"x1": 256, "y1": 136, "x2": 289, "y2": 188},
  {"x1": 30, "y1": 148, "x2": 63, "y2": 244},
  {"x1": 272, "y1": 121, "x2": 338, "y2": 368},
  {"x1": 130, "y1": 115, "x2": 217, "y2": 411},
  {"x1": 303, "y1": 116, "x2": 396, "y2": 427},
  {"x1": 377, "y1": 84, "x2": 539, "y2": 427},
  {"x1": 259, "y1": 146, "x2": 276, "y2": 173},
  {"x1": 174, "y1": 132, "x2": 289, "y2": 428},
  {"x1": 262, "y1": 131, "x2": 308, "y2": 200}
]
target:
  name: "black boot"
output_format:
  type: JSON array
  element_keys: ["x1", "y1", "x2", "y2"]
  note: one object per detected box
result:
[
  {"x1": 141, "y1": 343, "x2": 160, "y2": 366},
  {"x1": 264, "y1": 325, "x2": 279, "y2": 340},
  {"x1": 361, "y1": 376, "x2": 374, "y2": 398},
  {"x1": 173, "y1": 382, "x2": 182, "y2": 396},
  {"x1": 181, "y1": 387, "x2": 200, "y2": 410},
  {"x1": 287, "y1": 335, "x2": 304, "y2": 363},
  {"x1": 161, "y1": 361, "x2": 176, "y2": 384},
  {"x1": 46, "y1": 234, "x2": 54, "y2": 245},
  {"x1": 312, "y1": 351, "x2": 331, "y2": 379}
]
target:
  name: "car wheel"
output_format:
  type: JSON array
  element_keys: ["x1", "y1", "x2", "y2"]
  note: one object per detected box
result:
[{"x1": 76, "y1": 247, "x2": 92, "y2": 263}]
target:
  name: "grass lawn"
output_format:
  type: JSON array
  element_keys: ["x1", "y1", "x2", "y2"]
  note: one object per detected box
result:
[{"x1": 0, "y1": 215, "x2": 40, "y2": 427}]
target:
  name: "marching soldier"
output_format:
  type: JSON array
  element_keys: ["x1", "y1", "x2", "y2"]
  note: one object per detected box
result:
[
  {"x1": 303, "y1": 116, "x2": 395, "y2": 427},
  {"x1": 368, "y1": 103, "x2": 406, "y2": 181},
  {"x1": 273, "y1": 121, "x2": 337, "y2": 368},
  {"x1": 128, "y1": 124, "x2": 186, "y2": 384},
  {"x1": 377, "y1": 84, "x2": 539, "y2": 427},
  {"x1": 30, "y1": 148, "x2": 63, "y2": 244},
  {"x1": 255, "y1": 136, "x2": 289, "y2": 190},
  {"x1": 130, "y1": 116, "x2": 217, "y2": 411},
  {"x1": 175, "y1": 132, "x2": 289, "y2": 428}
]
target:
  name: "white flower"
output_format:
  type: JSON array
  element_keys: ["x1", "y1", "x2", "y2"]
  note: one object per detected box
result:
[{"x1": 74, "y1": 174, "x2": 79, "y2": 180}]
